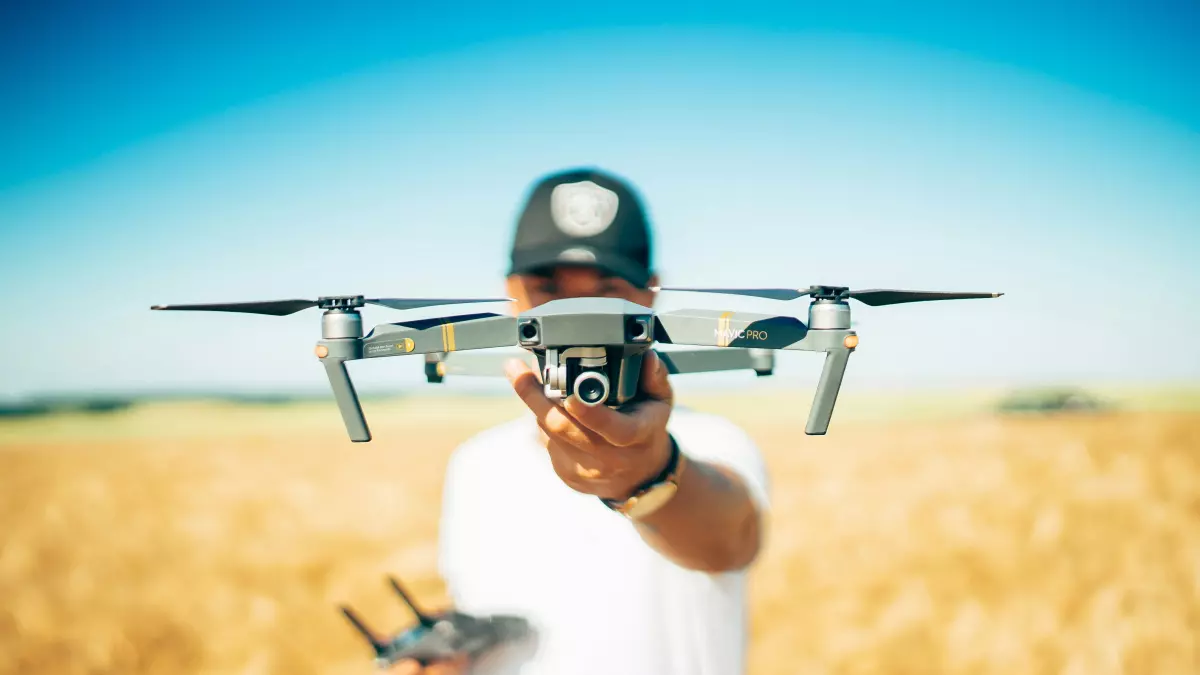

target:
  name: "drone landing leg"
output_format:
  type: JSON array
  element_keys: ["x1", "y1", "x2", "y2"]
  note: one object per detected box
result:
[
  {"x1": 805, "y1": 348, "x2": 851, "y2": 435},
  {"x1": 319, "y1": 353, "x2": 371, "y2": 442}
]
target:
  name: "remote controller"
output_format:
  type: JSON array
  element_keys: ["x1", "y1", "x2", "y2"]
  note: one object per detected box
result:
[{"x1": 340, "y1": 575, "x2": 532, "y2": 668}]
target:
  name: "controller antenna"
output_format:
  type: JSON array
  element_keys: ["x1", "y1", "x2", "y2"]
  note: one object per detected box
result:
[
  {"x1": 339, "y1": 605, "x2": 387, "y2": 656},
  {"x1": 388, "y1": 575, "x2": 436, "y2": 628}
]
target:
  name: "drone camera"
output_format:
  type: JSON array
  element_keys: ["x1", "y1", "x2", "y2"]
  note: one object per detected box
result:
[
  {"x1": 574, "y1": 370, "x2": 610, "y2": 406},
  {"x1": 518, "y1": 318, "x2": 541, "y2": 346}
]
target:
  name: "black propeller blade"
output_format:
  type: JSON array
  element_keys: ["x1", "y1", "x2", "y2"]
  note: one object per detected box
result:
[
  {"x1": 654, "y1": 285, "x2": 1002, "y2": 306},
  {"x1": 365, "y1": 297, "x2": 513, "y2": 311},
  {"x1": 652, "y1": 287, "x2": 810, "y2": 301},
  {"x1": 150, "y1": 296, "x2": 512, "y2": 316},
  {"x1": 846, "y1": 289, "x2": 1003, "y2": 306},
  {"x1": 150, "y1": 299, "x2": 320, "y2": 315}
]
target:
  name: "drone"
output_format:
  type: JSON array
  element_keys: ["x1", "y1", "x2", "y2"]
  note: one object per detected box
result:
[
  {"x1": 340, "y1": 575, "x2": 531, "y2": 668},
  {"x1": 150, "y1": 284, "x2": 1002, "y2": 441}
]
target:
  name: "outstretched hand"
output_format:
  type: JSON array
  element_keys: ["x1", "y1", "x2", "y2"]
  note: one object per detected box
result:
[{"x1": 505, "y1": 350, "x2": 674, "y2": 501}]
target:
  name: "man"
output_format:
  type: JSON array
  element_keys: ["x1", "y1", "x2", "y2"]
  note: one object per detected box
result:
[{"x1": 393, "y1": 167, "x2": 770, "y2": 675}]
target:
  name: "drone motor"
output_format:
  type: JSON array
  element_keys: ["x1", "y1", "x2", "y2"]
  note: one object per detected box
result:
[
  {"x1": 322, "y1": 305, "x2": 365, "y2": 339},
  {"x1": 807, "y1": 297, "x2": 852, "y2": 330}
]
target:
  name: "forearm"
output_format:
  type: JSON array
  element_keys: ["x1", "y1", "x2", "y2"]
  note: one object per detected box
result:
[{"x1": 633, "y1": 451, "x2": 762, "y2": 573}]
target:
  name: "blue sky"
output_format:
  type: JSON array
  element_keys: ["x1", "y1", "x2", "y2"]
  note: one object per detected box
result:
[{"x1": 2, "y1": 1, "x2": 1198, "y2": 399}]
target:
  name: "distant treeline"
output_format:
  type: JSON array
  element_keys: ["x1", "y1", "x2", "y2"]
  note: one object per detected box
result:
[
  {"x1": 0, "y1": 392, "x2": 404, "y2": 418},
  {"x1": 994, "y1": 387, "x2": 1111, "y2": 414},
  {"x1": 0, "y1": 397, "x2": 137, "y2": 417}
]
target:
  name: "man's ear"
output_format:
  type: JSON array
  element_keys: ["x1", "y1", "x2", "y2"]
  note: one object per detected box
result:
[
  {"x1": 504, "y1": 275, "x2": 525, "y2": 314},
  {"x1": 640, "y1": 273, "x2": 660, "y2": 307}
]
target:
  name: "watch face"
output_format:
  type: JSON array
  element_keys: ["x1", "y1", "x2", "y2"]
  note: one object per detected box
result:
[{"x1": 626, "y1": 482, "x2": 679, "y2": 520}]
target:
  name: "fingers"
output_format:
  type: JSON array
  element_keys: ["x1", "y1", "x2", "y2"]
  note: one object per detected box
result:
[
  {"x1": 388, "y1": 659, "x2": 422, "y2": 675},
  {"x1": 546, "y1": 436, "x2": 606, "y2": 479},
  {"x1": 507, "y1": 358, "x2": 603, "y2": 451},
  {"x1": 391, "y1": 653, "x2": 470, "y2": 672},
  {"x1": 564, "y1": 395, "x2": 668, "y2": 447},
  {"x1": 431, "y1": 654, "x2": 472, "y2": 674},
  {"x1": 505, "y1": 358, "x2": 555, "y2": 420},
  {"x1": 563, "y1": 351, "x2": 673, "y2": 446},
  {"x1": 388, "y1": 656, "x2": 470, "y2": 675},
  {"x1": 510, "y1": 351, "x2": 674, "y2": 449}
]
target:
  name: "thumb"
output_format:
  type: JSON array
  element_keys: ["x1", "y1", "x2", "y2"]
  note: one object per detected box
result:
[
  {"x1": 640, "y1": 350, "x2": 673, "y2": 403},
  {"x1": 505, "y1": 357, "x2": 542, "y2": 384}
]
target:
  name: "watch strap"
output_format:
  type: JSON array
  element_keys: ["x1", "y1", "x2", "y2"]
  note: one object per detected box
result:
[{"x1": 600, "y1": 433, "x2": 681, "y2": 513}]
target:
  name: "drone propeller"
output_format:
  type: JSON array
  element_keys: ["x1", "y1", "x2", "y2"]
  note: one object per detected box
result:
[
  {"x1": 150, "y1": 295, "x2": 513, "y2": 316},
  {"x1": 653, "y1": 285, "x2": 1002, "y2": 306},
  {"x1": 840, "y1": 289, "x2": 1002, "y2": 306}
]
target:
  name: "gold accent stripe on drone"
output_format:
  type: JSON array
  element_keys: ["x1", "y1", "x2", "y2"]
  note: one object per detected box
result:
[
  {"x1": 441, "y1": 322, "x2": 457, "y2": 352},
  {"x1": 717, "y1": 311, "x2": 734, "y2": 347}
]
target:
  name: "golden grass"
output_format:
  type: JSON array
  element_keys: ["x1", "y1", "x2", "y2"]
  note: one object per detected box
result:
[{"x1": 1, "y1": 392, "x2": 1198, "y2": 674}]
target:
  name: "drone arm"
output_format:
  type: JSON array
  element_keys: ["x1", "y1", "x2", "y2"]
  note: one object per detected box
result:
[
  {"x1": 653, "y1": 309, "x2": 809, "y2": 349},
  {"x1": 432, "y1": 347, "x2": 772, "y2": 379},
  {"x1": 655, "y1": 347, "x2": 774, "y2": 376},
  {"x1": 655, "y1": 308, "x2": 857, "y2": 434},
  {"x1": 427, "y1": 350, "x2": 538, "y2": 379},
  {"x1": 362, "y1": 313, "x2": 517, "y2": 358}
]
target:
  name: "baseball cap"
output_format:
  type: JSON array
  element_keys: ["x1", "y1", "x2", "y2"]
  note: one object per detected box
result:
[{"x1": 507, "y1": 167, "x2": 654, "y2": 288}]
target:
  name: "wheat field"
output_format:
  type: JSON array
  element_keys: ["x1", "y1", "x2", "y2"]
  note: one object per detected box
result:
[{"x1": 1, "y1": 389, "x2": 1198, "y2": 675}]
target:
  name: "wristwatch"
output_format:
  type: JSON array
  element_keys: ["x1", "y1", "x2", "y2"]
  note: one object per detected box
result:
[{"x1": 600, "y1": 434, "x2": 684, "y2": 520}]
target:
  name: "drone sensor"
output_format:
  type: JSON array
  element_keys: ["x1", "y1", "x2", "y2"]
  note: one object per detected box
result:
[
  {"x1": 626, "y1": 316, "x2": 652, "y2": 342},
  {"x1": 518, "y1": 319, "x2": 541, "y2": 345}
]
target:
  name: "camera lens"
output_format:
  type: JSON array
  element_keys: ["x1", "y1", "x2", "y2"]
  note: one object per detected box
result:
[{"x1": 574, "y1": 371, "x2": 609, "y2": 406}]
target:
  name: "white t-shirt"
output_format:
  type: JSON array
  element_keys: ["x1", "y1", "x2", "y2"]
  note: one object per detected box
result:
[{"x1": 436, "y1": 405, "x2": 770, "y2": 675}]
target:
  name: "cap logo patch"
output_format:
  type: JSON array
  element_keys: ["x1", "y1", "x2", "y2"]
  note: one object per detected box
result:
[{"x1": 550, "y1": 180, "x2": 619, "y2": 238}]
